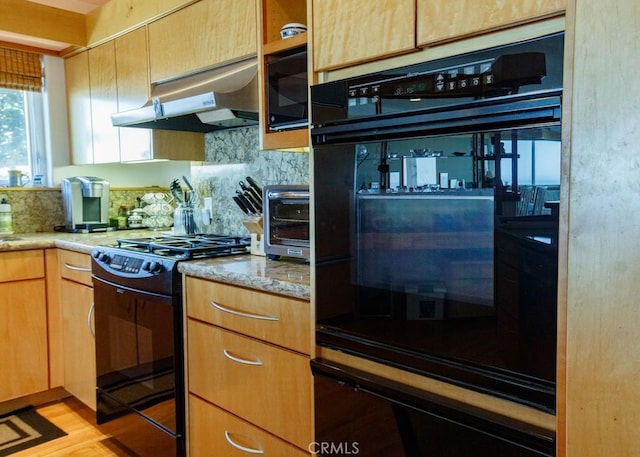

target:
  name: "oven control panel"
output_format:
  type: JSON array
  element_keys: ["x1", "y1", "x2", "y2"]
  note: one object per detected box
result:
[{"x1": 92, "y1": 249, "x2": 169, "y2": 277}]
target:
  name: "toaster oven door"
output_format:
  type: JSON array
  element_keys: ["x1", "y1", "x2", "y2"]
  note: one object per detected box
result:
[{"x1": 265, "y1": 187, "x2": 310, "y2": 260}]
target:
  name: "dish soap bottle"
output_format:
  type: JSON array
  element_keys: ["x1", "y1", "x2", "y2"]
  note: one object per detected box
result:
[{"x1": 0, "y1": 197, "x2": 13, "y2": 235}]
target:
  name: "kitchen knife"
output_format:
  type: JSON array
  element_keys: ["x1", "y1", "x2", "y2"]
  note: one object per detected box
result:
[
  {"x1": 243, "y1": 181, "x2": 263, "y2": 207},
  {"x1": 236, "y1": 190, "x2": 258, "y2": 215},
  {"x1": 232, "y1": 195, "x2": 250, "y2": 215},
  {"x1": 245, "y1": 176, "x2": 263, "y2": 204},
  {"x1": 243, "y1": 189, "x2": 262, "y2": 214},
  {"x1": 239, "y1": 182, "x2": 262, "y2": 212}
]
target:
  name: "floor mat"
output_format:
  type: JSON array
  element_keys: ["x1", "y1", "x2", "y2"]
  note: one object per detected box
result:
[{"x1": 0, "y1": 406, "x2": 67, "y2": 456}]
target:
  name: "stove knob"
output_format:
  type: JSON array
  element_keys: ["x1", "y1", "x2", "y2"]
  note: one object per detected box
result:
[
  {"x1": 142, "y1": 260, "x2": 162, "y2": 274},
  {"x1": 92, "y1": 251, "x2": 109, "y2": 263}
]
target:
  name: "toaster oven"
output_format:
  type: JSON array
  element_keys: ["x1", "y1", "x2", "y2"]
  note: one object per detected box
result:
[{"x1": 263, "y1": 185, "x2": 309, "y2": 260}]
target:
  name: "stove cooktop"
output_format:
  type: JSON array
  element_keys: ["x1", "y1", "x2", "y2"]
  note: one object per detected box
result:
[{"x1": 113, "y1": 234, "x2": 251, "y2": 260}]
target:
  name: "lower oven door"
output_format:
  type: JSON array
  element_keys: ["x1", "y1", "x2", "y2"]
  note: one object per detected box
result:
[
  {"x1": 311, "y1": 359, "x2": 555, "y2": 457},
  {"x1": 93, "y1": 276, "x2": 185, "y2": 455}
]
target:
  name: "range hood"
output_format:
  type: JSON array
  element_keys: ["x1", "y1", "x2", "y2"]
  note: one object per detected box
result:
[{"x1": 111, "y1": 57, "x2": 259, "y2": 133}]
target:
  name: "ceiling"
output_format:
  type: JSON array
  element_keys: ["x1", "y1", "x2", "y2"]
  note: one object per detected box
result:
[{"x1": 0, "y1": 0, "x2": 110, "y2": 53}]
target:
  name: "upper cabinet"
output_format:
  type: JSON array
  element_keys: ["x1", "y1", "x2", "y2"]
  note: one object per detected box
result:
[
  {"x1": 258, "y1": 0, "x2": 309, "y2": 150},
  {"x1": 65, "y1": 27, "x2": 204, "y2": 164},
  {"x1": 64, "y1": 52, "x2": 93, "y2": 165},
  {"x1": 147, "y1": 0, "x2": 257, "y2": 83},
  {"x1": 114, "y1": 27, "x2": 203, "y2": 162},
  {"x1": 416, "y1": 0, "x2": 566, "y2": 46},
  {"x1": 312, "y1": 0, "x2": 417, "y2": 72},
  {"x1": 88, "y1": 41, "x2": 120, "y2": 164},
  {"x1": 311, "y1": 0, "x2": 566, "y2": 72}
]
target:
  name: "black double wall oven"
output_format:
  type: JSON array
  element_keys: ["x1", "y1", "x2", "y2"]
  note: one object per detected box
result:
[{"x1": 312, "y1": 33, "x2": 563, "y2": 456}]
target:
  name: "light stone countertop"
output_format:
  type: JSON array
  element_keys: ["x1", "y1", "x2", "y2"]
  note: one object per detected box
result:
[{"x1": 0, "y1": 231, "x2": 311, "y2": 300}]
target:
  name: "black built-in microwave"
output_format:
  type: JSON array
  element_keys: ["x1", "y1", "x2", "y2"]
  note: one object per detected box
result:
[{"x1": 266, "y1": 48, "x2": 308, "y2": 131}]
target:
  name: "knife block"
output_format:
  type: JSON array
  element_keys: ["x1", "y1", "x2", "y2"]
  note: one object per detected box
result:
[{"x1": 243, "y1": 216, "x2": 265, "y2": 256}]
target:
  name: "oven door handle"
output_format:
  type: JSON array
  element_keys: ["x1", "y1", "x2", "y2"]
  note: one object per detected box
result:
[
  {"x1": 87, "y1": 302, "x2": 95, "y2": 339},
  {"x1": 210, "y1": 300, "x2": 279, "y2": 321},
  {"x1": 223, "y1": 349, "x2": 263, "y2": 366},
  {"x1": 224, "y1": 431, "x2": 264, "y2": 454}
]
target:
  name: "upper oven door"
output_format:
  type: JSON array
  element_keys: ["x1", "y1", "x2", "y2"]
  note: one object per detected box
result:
[{"x1": 312, "y1": 95, "x2": 562, "y2": 413}]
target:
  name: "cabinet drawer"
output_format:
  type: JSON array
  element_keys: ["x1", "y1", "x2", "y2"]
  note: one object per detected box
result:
[
  {"x1": 189, "y1": 394, "x2": 309, "y2": 456},
  {"x1": 0, "y1": 250, "x2": 45, "y2": 282},
  {"x1": 58, "y1": 250, "x2": 92, "y2": 286},
  {"x1": 185, "y1": 277, "x2": 310, "y2": 354},
  {"x1": 187, "y1": 320, "x2": 312, "y2": 449}
]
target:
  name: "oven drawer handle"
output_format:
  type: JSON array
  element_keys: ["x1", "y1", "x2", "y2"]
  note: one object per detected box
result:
[
  {"x1": 87, "y1": 302, "x2": 95, "y2": 339},
  {"x1": 223, "y1": 349, "x2": 263, "y2": 366},
  {"x1": 64, "y1": 263, "x2": 91, "y2": 273},
  {"x1": 224, "y1": 431, "x2": 264, "y2": 454},
  {"x1": 210, "y1": 301, "x2": 279, "y2": 322}
]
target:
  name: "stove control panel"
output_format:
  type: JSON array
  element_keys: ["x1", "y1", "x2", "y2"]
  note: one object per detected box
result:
[{"x1": 92, "y1": 250, "x2": 166, "y2": 276}]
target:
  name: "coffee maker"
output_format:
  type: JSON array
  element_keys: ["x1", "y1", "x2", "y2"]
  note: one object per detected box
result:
[{"x1": 61, "y1": 176, "x2": 111, "y2": 232}]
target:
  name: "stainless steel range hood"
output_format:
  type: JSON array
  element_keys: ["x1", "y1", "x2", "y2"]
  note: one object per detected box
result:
[{"x1": 111, "y1": 57, "x2": 259, "y2": 133}]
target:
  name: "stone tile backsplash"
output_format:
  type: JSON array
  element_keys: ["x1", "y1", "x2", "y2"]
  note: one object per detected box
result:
[
  {"x1": 3, "y1": 126, "x2": 309, "y2": 235},
  {"x1": 192, "y1": 126, "x2": 309, "y2": 236}
]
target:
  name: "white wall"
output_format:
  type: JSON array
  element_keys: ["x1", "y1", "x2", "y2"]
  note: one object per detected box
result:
[{"x1": 53, "y1": 160, "x2": 192, "y2": 187}]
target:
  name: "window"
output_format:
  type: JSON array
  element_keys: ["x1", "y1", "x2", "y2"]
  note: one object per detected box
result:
[{"x1": 0, "y1": 47, "x2": 46, "y2": 187}]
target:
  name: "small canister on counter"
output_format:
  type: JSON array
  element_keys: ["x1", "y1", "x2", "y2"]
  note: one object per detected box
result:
[{"x1": 0, "y1": 197, "x2": 13, "y2": 234}]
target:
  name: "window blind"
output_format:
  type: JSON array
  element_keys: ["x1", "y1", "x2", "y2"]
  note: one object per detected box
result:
[{"x1": 0, "y1": 47, "x2": 43, "y2": 92}]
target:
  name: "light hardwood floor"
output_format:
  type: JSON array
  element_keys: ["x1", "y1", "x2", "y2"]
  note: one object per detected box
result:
[{"x1": 11, "y1": 398, "x2": 133, "y2": 457}]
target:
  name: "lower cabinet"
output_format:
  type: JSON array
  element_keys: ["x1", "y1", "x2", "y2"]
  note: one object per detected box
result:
[
  {"x1": 0, "y1": 250, "x2": 48, "y2": 402},
  {"x1": 58, "y1": 250, "x2": 96, "y2": 410},
  {"x1": 185, "y1": 277, "x2": 312, "y2": 455},
  {"x1": 189, "y1": 394, "x2": 309, "y2": 457}
]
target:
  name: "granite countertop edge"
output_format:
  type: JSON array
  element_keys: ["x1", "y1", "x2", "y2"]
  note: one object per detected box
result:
[{"x1": 0, "y1": 232, "x2": 311, "y2": 301}]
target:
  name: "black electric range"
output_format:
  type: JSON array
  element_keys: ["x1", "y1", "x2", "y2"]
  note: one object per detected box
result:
[{"x1": 90, "y1": 233, "x2": 250, "y2": 457}]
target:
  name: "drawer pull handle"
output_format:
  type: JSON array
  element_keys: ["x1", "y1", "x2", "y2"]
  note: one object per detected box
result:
[
  {"x1": 87, "y1": 302, "x2": 95, "y2": 339},
  {"x1": 210, "y1": 301, "x2": 279, "y2": 321},
  {"x1": 224, "y1": 431, "x2": 264, "y2": 454},
  {"x1": 223, "y1": 349, "x2": 263, "y2": 366},
  {"x1": 64, "y1": 263, "x2": 91, "y2": 273}
]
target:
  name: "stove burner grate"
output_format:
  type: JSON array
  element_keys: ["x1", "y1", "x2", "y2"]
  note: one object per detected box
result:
[{"x1": 115, "y1": 234, "x2": 251, "y2": 259}]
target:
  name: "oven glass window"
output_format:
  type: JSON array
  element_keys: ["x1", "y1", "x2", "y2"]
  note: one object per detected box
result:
[{"x1": 314, "y1": 124, "x2": 560, "y2": 410}]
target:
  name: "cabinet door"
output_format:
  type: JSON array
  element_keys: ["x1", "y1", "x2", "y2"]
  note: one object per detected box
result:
[
  {"x1": 115, "y1": 27, "x2": 153, "y2": 161},
  {"x1": 88, "y1": 41, "x2": 120, "y2": 164},
  {"x1": 312, "y1": 0, "x2": 416, "y2": 71},
  {"x1": 0, "y1": 280, "x2": 48, "y2": 402},
  {"x1": 61, "y1": 280, "x2": 96, "y2": 410},
  {"x1": 65, "y1": 52, "x2": 93, "y2": 165},
  {"x1": 417, "y1": 0, "x2": 566, "y2": 46},
  {"x1": 148, "y1": 0, "x2": 257, "y2": 82}
]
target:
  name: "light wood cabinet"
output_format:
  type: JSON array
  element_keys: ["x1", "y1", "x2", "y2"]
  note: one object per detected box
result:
[
  {"x1": 185, "y1": 278, "x2": 310, "y2": 353},
  {"x1": 88, "y1": 41, "x2": 121, "y2": 164},
  {"x1": 0, "y1": 250, "x2": 49, "y2": 402},
  {"x1": 185, "y1": 277, "x2": 312, "y2": 454},
  {"x1": 311, "y1": 0, "x2": 417, "y2": 72},
  {"x1": 64, "y1": 28, "x2": 205, "y2": 164},
  {"x1": 189, "y1": 394, "x2": 309, "y2": 457},
  {"x1": 257, "y1": 0, "x2": 309, "y2": 150},
  {"x1": 64, "y1": 52, "x2": 93, "y2": 165},
  {"x1": 58, "y1": 250, "x2": 96, "y2": 410},
  {"x1": 148, "y1": 0, "x2": 257, "y2": 83},
  {"x1": 114, "y1": 26, "x2": 204, "y2": 162},
  {"x1": 416, "y1": 0, "x2": 565, "y2": 46}
]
